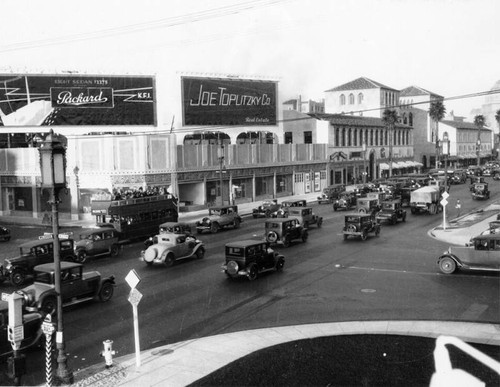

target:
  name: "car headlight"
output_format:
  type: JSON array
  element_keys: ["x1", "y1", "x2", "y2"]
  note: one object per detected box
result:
[{"x1": 4, "y1": 261, "x2": 12, "y2": 271}]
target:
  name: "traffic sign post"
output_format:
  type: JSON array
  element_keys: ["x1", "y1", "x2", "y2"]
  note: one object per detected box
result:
[{"x1": 126, "y1": 270, "x2": 142, "y2": 368}]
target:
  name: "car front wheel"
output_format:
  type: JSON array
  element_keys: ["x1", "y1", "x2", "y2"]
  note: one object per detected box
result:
[
  {"x1": 99, "y1": 282, "x2": 114, "y2": 302},
  {"x1": 75, "y1": 250, "x2": 87, "y2": 263},
  {"x1": 361, "y1": 230, "x2": 368, "y2": 241},
  {"x1": 276, "y1": 257, "x2": 285, "y2": 272},
  {"x1": 439, "y1": 257, "x2": 456, "y2": 274},
  {"x1": 210, "y1": 222, "x2": 220, "y2": 233},
  {"x1": 10, "y1": 269, "x2": 26, "y2": 287},
  {"x1": 165, "y1": 253, "x2": 175, "y2": 267},
  {"x1": 196, "y1": 247, "x2": 205, "y2": 259},
  {"x1": 247, "y1": 264, "x2": 258, "y2": 281},
  {"x1": 110, "y1": 244, "x2": 119, "y2": 257},
  {"x1": 41, "y1": 296, "x2": 57, "y2": 315}
]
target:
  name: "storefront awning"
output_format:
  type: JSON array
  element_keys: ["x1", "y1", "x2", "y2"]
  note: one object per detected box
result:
[
  {"x1": 413, "y1": 161, "x2": 423, "y2": 167},
  {"x1": 380, "y1": 163, "x2": 389, "y2": 170}
]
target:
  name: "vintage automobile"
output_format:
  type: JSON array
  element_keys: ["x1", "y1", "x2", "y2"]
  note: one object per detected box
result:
[
  {"x1": 273, "y1": 199, "x2": 308, "y2": 217},
  {"x1": 355, "y1": 197, "x2": 380, "y2": 214},
  {"x1": 74, "y1": 228, "x2": 121, "y2": 263},
  {"x1": 437, "y1": 234, "x2": 500, "y2": 274},
  {"x1": 333, "y1": 192, "x2": 356, "y2": 211},
  {"x1": 0, "y1": 300, "x2": 43, "y2": 358},
  {"x1": 144, "y1": 222, "x2": 192, "y2": 247},
  {"x1": 469, "y1": 176, "x2": 486, "y2": 192},
  {"x1": 0, "y1": 236, "x2": 76, "y2": 286},
  {"x1": 0, "y1": 226, "x2": 10, "y2": 242},
  {"x1": 342, "y1": 213, "x2": 381, "y2": 241},
  {"x1": 252, "y1": 199, "x2": 281, "y2": 218},
  {"x1": 18, "y1": 262, "x2": 115, "y2": 315},
  {"x1": 221, "y1": 240, "x2": 285, "y2": 281},
  {"x1": 264, "y1": 218, "x2": 308, "y2": 248},
  {"x1": 471, "y1": 182, "x2": 490, "y2": 200},
  {"x1": 450, "y1": 169, "x2": 467, "y2": 184},
  {"x1": 196, "y1": 205, "x2": 242, "y2": 234},
  {"x1": 375, "y1": 199, "x2": 407, "y2": 225},
  {"x1": 287, "y1": 207, "x2": 323, "y2": 228},
  {"x1": 142, "y1": 233, "x2": 205, "y2": 267},
  {"x1": 317, "y1": 184, "x2": 345, "y2": 204}
]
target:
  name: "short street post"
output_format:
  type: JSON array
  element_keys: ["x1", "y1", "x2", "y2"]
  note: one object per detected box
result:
[
  {"x1": 125, "y1": 269, "x2": 142, "y2": 367},
  {"x1": 42, "y1": 314, "x2": 56, "y2": 387},
  {"x1": 441, "y1": 191, "x2": 450, "y2": 231},
  {"x1": 6, "y1": 292, "x2": 26, "y2": 386}
]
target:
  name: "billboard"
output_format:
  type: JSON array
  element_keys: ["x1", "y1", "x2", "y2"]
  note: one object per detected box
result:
[
  {"x1": 0, "y1": 74, "x2": 156, "y2": 126},
  {"x1": 182, "y1": 77, "x2": 277, "y2": 126}
]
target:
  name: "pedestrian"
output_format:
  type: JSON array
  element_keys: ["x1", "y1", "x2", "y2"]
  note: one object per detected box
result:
[{"x1": 455, "y1": 199, "x2": 461, "y2": 218}]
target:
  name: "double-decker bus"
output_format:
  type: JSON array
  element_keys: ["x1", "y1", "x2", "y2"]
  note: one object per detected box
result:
[{"x1": 90, "y1": 194, "x2": 178, "y2": 242}]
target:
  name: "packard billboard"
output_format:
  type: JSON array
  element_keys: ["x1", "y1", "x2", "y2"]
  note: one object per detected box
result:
[
  {"x1": 0, "y1": 74, "x2": 156, "y2": 126},
  {"x1": 182, "y1": 77, "x2": 277, "y2": 126}
]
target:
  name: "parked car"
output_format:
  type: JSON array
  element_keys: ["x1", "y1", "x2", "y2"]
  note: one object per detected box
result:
[
  {"x1": 144, "y1": 222, "x2": 192, "y2": 247},
  {"x1": 469, "y1": 176, "x2": 486, "y2": 191},
  {"x1": 437, "y1": 234, "x2": 500, "y2": 274},
  {"x1": 0, "y1": 226, "x2": 10, "y2": 242},
  {"x1": 252, "y1": 199, "x2": 281, "y2": 218},
  {"x1": 375, "y1": 199, "x2": 407, "y2": 225},
  {"x1": 142, "y1": 233, "x2": 205, "y2": 266},
  {"x1": 18, "y1": 262, "x2": 115, "y2": 315},
  {"x1": 333, "y1": 192, "x2": 357, "y2": 211},
  {"x1": 317, "y1": 184, "x2": 345, "y2": 204},
  {"x1": 287, "y1": 207, "x2": 323, "y2": 228},
  {"x1": 471, "y1": 182, "x2": 490, "y2": 200},
  {"x1": 264, "y1": 218, "x2": 308, "y2": 247},
  {"x1": 449, "y1": 169, "x2": 467, "y2": 184},
  {"x1": 342, "y1": 213, "x2": 381, "y2": 241},
  {"x1": 355, "y1": 197, "x2": 380, "y2": 214},
  {"x1": 273, "y1": 199, "x2": 308, "y2": 217},
  {"x1": 74, "y1": 228, "x2": 121, "y2": 263},
  {"x1": 221, "y1": 240, "x2": 285, "y2": 281},
  {"x1": 0, "y1": 301, "x2": 43, "y2": 358},
  {"x1": 196, "y1": 205, "x2": 242, "y2": 234},
  {"x1": 0, "y1": 237, "x2": 76, "y2": 286}
]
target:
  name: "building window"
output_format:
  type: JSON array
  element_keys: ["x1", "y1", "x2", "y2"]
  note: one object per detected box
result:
[
  {"x1": 340, "y1": 94, "x2": 346, "y2": 105},
  {"x1": 348, "y1": 128, "x2": 352, "y2": 146},
  {"x1": 358, "y1": 93, "x2": 364, "y2": 104},
  {"x1": 353, "y1": 129, "x2": 358, "y2": 146},
  {"x1": 320, "y1": 171, "x2": 326, "y2": 179},
  {"x1": 375, "y1": 130, "x2": 379, "y2": 146},
  {"x1": 349, "y1": 93, "x2": 355, "y2": 105},
  {"x1": 335, "y1": 127, "x2": 340, "y2": 146},
  {"x1": 409, "y1": 112, "x2": 413, "y2": 126},
  {"x1": 370, "y1": 129, "x2": 374, "y2": 146},
  {"x1": 342, "y1": 128, "x2": 346, "y2": 147},
  {"x1": 284, "y1": 132, "x2": 293, "y2": 144},
  {"x1": 295, "y1": 173, "x2": 304, "y2": 183},
  {"x1": 304, "y1": 131, "x2": 312, "y2": 144}
]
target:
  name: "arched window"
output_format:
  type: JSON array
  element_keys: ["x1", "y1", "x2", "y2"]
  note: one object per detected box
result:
[
  {"x1": 335, "y1": 127, "x2": 340, "y2": 146},
  {"x1": 409, "y1": 112, "x2": 413, "y2": 126},
  {"x1": 342, "y1": 128, "x2": 346, "y2": 147},
  {"x1": 385, "y1": 131, "x2": 388, "y2": 145},
  {"x1": 358, "y1": 93, "x2": 364, "y2": 104},
  {"x1": 370, "y1": 129, "x2": 374, "y2": 146},
  {"x1": 375, "y1": 130, "x2": 379, "y2": 146},
  {"x1": 349, "y1": 93, "x2": 355, "y2": 105},
  {"x1": 402, "y1": 113, "x2": 408, "y2": 125},
  {"x1": 353, "y1": 129, "x2": 358, "y2": 146},
  {"x1": 348, "y1": 128, "x2": 352, "y2": 146},
  {"x1": 340, "y1": 94, "x2": 346, "y2": 105}
]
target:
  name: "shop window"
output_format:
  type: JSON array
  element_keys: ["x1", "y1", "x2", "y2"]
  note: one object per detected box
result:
[{"x1": 304, "y1": 131, "x2": 312, "y2": 144}]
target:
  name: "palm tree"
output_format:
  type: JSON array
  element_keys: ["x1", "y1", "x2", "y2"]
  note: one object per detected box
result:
[
  {"x1": 495, "y1": 109, "x2": 500, "y2": 160},
  {"x1": 382, "y1": 109, "x2": 399, "y2": 178},
  {"x1": 474, "y1": 114, "x2": 485, "y2": 167},
  {"x1": 428, "y1": 100, "x2": 446, "y2": 168}
]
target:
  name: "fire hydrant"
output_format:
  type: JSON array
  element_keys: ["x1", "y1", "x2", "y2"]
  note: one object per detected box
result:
[{"x1": 101, "y1": 340, "x2": 116, "y2": 368}]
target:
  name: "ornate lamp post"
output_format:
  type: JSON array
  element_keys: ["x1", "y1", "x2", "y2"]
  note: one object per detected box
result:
[
  {"x1": 217, "y1": 144, "x2": 225, "y2": 206},
  {"x1": 38, "y1": 129, "x2": 73, "y2": 384}
]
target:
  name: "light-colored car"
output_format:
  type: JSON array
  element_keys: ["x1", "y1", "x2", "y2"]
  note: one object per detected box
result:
[
  {"x1": 287, "y1": 207, "x2": 323, "y2": 228},
  {"x1": 142, "y1": 233, "x2": 205, "y2": 266},
  {"x1": 74, "y1": 228, "x2": 121, "y2": 262},
  {"x1": 437, "y1": 234, "x2": 500, "y2": 274},
  {"x1": 196, "y1": 205, "x2": 242, "y2": 234}
]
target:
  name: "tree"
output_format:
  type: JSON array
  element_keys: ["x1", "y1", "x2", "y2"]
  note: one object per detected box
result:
[
  {"x1": 382, "y1": 109, "x2": 399, "y2": 178},
  {"x1": 495, "y1": 109, "x2": 500, "y2": 159},
  {"x1": 428, "y1": 100, "x2": 446, "y2": 168},
  {"x1": 474, "y1": 114, "x2": 485, "y2": 167}
]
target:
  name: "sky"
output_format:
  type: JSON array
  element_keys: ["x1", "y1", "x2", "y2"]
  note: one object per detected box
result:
[{"x1": 0, "y1": 0, "x2": 498, "y2": 123}]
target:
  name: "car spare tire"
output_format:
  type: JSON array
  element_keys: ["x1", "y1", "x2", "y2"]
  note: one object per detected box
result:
[{"x1": 266, "y1": 231, "x2": 278, "y2": 243}]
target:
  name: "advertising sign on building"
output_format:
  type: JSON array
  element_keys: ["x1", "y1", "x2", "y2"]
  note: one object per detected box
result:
[
  {"x1": 0, "y1": 74, "x2": 156, "y2": 127},
  {"x1": 182, "y1": 76, "x2": 277, "y2": 126}
]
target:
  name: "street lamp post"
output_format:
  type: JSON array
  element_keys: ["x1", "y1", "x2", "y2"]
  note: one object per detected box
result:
[
  {"x1": 217, "y1": 144, "x2": 224, "y2": 206},
  {"x1": 38, "y1": 129, "x2": 73, "y2": 384},
  {"x1": 476, "y1": 139, "x2": 481, "y2": 168}
]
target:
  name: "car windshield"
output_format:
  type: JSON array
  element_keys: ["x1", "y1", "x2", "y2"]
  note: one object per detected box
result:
[
  {"x1": 34, "y1": 271, "x2": 52, "y2": 284},
  {"x1": 80, "y1": 234, "x2": 94, "y2": 240},
  {"x1": 226, "y1": 246, "x2": 244, "y2": 257},
  {"x1": 382, "y1": 203, "x2": 394, "y2": 210}
]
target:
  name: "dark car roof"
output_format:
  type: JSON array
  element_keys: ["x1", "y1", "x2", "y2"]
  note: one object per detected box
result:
[
  {"x1": 159, "y1": 222, "x2": 190, "y2": 227},
  {"x1": 225, "y1": 240, "x2": 266, "y2": 248},
  {"x1": 34, "y1": 262, "x2": 82, "y2": 272}
]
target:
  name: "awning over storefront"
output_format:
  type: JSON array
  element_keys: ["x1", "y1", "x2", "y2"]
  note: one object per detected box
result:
[{"x1": 413, "y1": 161, "x2": 423, "y2": 167}]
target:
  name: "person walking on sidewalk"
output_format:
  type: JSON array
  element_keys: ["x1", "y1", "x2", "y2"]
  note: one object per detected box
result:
[{"x1": 455, "y1": 199, "x2": 461, "y2": 218}]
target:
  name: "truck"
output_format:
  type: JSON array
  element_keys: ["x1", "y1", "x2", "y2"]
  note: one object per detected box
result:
[{"x1": 409, "y1": 186, "x2": 441, "y2": 215}]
